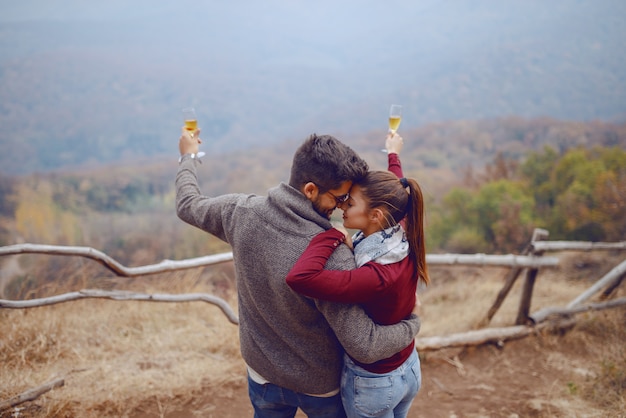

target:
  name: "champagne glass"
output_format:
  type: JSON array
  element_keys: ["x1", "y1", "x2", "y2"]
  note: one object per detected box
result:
[
  {"x1": 182, "y1": 107, "x2": 205, "y2": 157},
  {"x1": 388, "y1": 104, "x2": 402, "y2": 134},
  {"x1": 182, "y1": 107, "x2": 198, "y2": 135},
  {"x1": 382, "y1": 104, "x2": 403, "y2": 152}
]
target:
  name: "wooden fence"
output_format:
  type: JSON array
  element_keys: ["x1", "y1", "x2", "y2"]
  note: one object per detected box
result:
[{"x1": 1, "y1": 228, "x2": 625, "y2": 350}]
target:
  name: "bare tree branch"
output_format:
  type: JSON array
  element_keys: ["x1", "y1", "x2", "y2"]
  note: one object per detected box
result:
[{"x1": 0, "y1": 378, "x2": 64, "y2": 411}]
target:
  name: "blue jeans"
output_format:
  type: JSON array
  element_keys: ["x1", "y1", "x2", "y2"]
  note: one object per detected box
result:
[
  {"x1": 247, "y1": 374, "x2": 346, "y2": 418},
  {"x1": 340, "y1": 350, "x2": 421, "y2": 418}
]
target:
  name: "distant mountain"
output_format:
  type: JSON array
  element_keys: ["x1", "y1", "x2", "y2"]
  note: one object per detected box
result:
[{"x1": 0, "y1": 1, "x2": 625, "y2": 175}]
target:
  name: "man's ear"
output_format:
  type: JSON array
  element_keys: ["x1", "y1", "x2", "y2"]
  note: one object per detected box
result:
[{"x1": 302, "y1": 182, "x2": 319, "y2": 200}]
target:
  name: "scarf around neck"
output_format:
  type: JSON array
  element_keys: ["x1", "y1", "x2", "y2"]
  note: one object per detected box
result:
[{"x1": 352, "y1": 224, "x2": 409, "y2": 267}]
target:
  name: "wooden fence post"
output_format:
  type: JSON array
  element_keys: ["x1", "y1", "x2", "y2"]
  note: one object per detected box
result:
[
  {"x1": 515, "y1": 267, "x2": 540, "y2": 325},
  {"x1": 478, "y1": 228, "x2": 549, "y2": 328},
  {"x1": 515, "y1": 229, "x2": 549, "y2": 325}
]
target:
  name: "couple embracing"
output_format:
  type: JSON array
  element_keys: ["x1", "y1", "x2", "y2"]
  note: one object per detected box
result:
[{"x1": 176, "y1": 130, "x2": 429, "y2": 418}]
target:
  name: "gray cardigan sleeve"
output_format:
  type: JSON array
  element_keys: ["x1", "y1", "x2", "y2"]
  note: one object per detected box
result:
[
  {"x1": 315, "y1": 244, "x2": 421, "y2": 363},
  {"x1": 175, "y1": 158, "x2": 238, "y2": 242},
  {"x1": 316, "y1": 301, "x2": 421, "y2": 364}
]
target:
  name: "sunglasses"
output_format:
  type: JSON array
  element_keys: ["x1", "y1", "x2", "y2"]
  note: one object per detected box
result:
[{"x1": 327, "y1": 190, "x2": 350, "y2": 205}]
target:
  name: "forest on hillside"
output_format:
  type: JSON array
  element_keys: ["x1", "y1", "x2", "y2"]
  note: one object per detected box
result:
[
  {"x1": 0, "y1": 117, "x2": 625, "y2": 290},
  {"x1": 1, "y1": 2, "x2": 625, "y2": 175}
]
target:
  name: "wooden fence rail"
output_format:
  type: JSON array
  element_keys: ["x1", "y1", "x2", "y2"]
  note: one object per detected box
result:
[
  {"x1": 0, "y1": 289, "x2": 240, "y2": 325},
  {"x1": 0, "y1": 243, "x2": 558, "y2": 275},
  {"x1": 0, "y1": 243, "x2": 234, "y2": 277},
  {"x1": 532, "y1": 241, "x2": 626, "y2": 251},
  {"x1": 1, "y1": 235, "x2": 625, "y2": 351}
]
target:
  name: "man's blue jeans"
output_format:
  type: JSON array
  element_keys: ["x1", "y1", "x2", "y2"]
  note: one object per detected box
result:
[
  {"x1": 247, "y1": 374, "x2": 346, "y2": 418},
  {"x1": 340, "y1": 349, "x2": 421, "y2": 418}
]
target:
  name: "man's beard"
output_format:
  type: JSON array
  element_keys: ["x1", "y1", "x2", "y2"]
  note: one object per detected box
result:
[{"x1": 312, "y1": 197, "x2": 333, "y2": 220}]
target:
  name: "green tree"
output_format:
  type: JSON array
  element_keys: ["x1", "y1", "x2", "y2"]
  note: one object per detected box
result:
[
  {"x1": 430, "y1": 179, "x2": 535, "y2": 253},
  {"x1": 471, "y1": 179, "x2": 536, "y2": 253},
  {"x1": 520, "y1": 145, "x2": 559, "y2": 213},
  {"x1": 594, "y1": 170, "x2": 626, "y2": 241},
  {"x1": 427, "y1": 188, "x2": 475, "y2": 251},
  {"x1": 520, "y1": 145, "x2": 626, "y2": 241}
]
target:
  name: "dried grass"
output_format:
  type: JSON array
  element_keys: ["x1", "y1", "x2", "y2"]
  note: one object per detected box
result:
[
  {"x1": 1, "y1": 251, "x2": 625, "y2": 417},
  {"x1": 1, "y1": 267, "x2": 243, "y2": 417}
]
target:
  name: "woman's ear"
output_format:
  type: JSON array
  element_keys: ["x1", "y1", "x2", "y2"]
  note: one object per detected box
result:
[
  {"x1": 302, "y1": 182, "x2": 319, "y2": 200},
  {"x1": 371, "y1": 208, "x2": 385, "y2": 224}
]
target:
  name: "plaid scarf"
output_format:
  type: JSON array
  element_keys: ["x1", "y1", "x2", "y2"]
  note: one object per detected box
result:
[{"x1": 352, "y1": 224, "x2": 409, "y2": 267}]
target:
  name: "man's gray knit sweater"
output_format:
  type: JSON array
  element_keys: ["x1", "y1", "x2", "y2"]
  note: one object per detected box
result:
[{"x1": 176, "y1": 158, "x2": 420, "y2": 395}]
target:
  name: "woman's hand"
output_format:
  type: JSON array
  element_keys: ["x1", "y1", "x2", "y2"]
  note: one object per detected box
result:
[
  {"x1": 332, "y1": 223, "x2": 353, "y2": 250},
  {"x1": 385, "y1": 133, "x2": 403, "y2": 155},
  {"x1": 413, "y1": 292, "x2": 422, "y2": 316}
]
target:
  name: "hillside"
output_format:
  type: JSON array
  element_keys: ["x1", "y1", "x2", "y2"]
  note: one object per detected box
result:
[
  {"x1": 1, "y1": 116, "x2": 624, "y2": 258},
  {"x1": 0, "y1": 1, "x2": 625, "y2": 174}
]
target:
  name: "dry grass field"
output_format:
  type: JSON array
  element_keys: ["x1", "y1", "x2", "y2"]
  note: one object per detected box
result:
[{"x1": 1, "y1": 250, "x2": 625, "y2": 418}]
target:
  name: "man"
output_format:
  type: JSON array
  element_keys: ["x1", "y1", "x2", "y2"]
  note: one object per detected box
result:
[{"x1": 176, "y1": 129, "x2": 421, "y2": 417}]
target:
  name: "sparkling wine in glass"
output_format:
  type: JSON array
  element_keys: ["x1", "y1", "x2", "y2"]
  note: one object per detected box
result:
[
  {"x1": 382, "y1": 104, "x2": 403, "y2": 153},
  {"x1": 388, "y1": 104, "x2": 402, "y2": 134},
  {"x1": 182, "y1": 107, "x2": 205, "y2": 157},
  {"x1": 182, "y1": 107, "x2": 198, "y2": 136}
]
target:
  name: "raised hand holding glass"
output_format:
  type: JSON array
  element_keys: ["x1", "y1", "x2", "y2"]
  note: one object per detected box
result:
[
  {"x1": 382, "y1": 104, "x2": 403, "y2": 153},
  {"x1": 182, "y1": 107, "x2": 205, "y2": 158}
]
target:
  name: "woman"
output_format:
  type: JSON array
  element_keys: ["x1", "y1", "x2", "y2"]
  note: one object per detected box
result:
[{"x1": 285, "y1": 133, "x2": 429, "y2": 418}]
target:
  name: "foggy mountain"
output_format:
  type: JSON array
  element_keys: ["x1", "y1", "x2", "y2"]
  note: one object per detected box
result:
[{"x1": 0, "y1": 0, "x2": 625, "y2": 174}]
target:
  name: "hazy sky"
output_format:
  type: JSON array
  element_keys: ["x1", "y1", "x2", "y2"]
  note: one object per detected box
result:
[
  {"x1": 1, "y1": 1, "x2": 427, "y2": 22},
  {"x1": 1, "y1": 1, "x2": 625, "y2": 172}
]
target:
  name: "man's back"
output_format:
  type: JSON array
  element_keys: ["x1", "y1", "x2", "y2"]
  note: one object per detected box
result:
[{"x1": 225, "y1": 183, "x2": 355, "y2": 393}]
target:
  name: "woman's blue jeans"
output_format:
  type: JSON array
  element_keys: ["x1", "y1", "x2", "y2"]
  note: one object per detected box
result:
[
  {"x1": 340, "y1": 349, "x2": 422, "y2": 418},
  {"x1": 247, "y1": 375, "x2": 346, "y2": 418}
]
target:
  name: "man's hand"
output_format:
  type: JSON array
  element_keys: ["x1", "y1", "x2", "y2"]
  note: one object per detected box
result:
[{"x1": 179, "y1": 127, "x2": 202, "y2": 156}]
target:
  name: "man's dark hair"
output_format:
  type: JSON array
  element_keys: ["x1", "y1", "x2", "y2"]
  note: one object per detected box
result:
[{"x1": 289, "y1": 134, "x2": 369, "y2": 193}]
